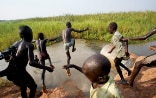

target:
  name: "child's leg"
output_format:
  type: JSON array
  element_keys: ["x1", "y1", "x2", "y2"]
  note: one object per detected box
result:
[
  {"x1": 66, "y1": 50, "x2": 71, "y2": 76},
  {"x1": 42, "y1": 69, "x2": 46, "y2": 86},
  {"x1": 13, "y1": 72, "x2": 37, "y2": 98},
  {"x1": 129, "y1": 61, "x2": 144, "y2": 86},
  {"x1": 39, "y1": 60, "x2": 48, "y2": 92},
  {"x1": 114, "y1": 58, "x2": 127, "y2": 84},
  {"x1": 25, "y1": 73, "x2": 37, "y2": 97},
  {"x1": 114, "y1": 58, "x2": 124, "y2": 80},
  {"x1": 20, "y1": 87, "x2": 27, "y2": 98},
  {"x1": 12, "y1": 77, "x2": 28, "y2": 98},
  {"x1": 72, "y1": 39, "x2": 76, "y2": 52},
  {"x1": 40, "y1": 60, "x2": 46, "y2": 86},
  {"x1": 119, "y1": 62, "x2": 131, "y2": 76},
  {"x1": 48, "y1": 57, "x2": 55, "y2": 69},
  {"x1": 66, "y1": 50, "x2": 71, "y2": 65}
]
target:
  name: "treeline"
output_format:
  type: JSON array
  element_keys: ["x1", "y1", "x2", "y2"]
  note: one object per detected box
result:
[{"x1": 0, "y1": 11, "x2": 156, "y2": 51}]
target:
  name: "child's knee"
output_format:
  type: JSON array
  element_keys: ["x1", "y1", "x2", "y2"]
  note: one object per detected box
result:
[
  {"x1": 67, "y1": 56, "x2": 71, "y2": 60},
  {"x1": 135, "y1": 61, "x2": 143, "y2": 68}
]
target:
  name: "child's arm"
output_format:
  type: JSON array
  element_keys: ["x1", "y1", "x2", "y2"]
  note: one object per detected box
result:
[
  {"x1": 72, "y1": 27, "x2": 89, "y2": 33},
  {"x1": 31, "y1": 40, "x2": 36, "y2": 43},
  {"x1": 63, "y1": 64, "x2": 83, "y2": 73},
  {"x1": 108, "y1": 45, "x2": 115, "y2": 53},
  {"x1": 129, "y1": 27, "x2": 156, "y2": 40},
  {"x1": 120, "y1": 37, "x2": 129, "y2": 56},
  {"x1": 48, "y1": 36, "x2": 61, "y2": 42},
  {"x1": 27, "y1": 43, "x2": 53, "y2": 72}
]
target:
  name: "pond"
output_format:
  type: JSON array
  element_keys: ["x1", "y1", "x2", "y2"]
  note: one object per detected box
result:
[{"x1": 0, "y1": 39, "x2": 155, "y2": 97}]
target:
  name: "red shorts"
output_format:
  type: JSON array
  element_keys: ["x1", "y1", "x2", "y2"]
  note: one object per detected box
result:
[{"x1": 38, "y1": 52, "x2": 49, "y2": 60}]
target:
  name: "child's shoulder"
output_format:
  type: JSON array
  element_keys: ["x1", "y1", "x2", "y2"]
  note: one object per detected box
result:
[{"x1": 115, "y1": 31, "x2": 122, "y2": 35}]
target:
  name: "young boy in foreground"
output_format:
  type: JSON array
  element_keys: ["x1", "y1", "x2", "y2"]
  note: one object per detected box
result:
[{"x1": 64, "y1": 54, "x2": 122, "y2": 98}]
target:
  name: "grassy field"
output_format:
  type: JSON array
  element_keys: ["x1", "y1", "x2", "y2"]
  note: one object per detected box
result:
[{"x1": 0, "y1": 11, "x2": 156, "y2": 51}]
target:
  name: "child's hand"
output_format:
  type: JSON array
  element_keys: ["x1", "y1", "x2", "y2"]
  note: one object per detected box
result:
[
  {"x1": 125, "y1": 52, "x2": 130, "y2": 57},
  {"x1": 108, "y1": 51, "x2": 111, "y2": 53},
  {"x1": 47, "y1": 67, "x2": 54, "y2": 72},
  {"x1": 108, "y1": 49, "x2": 113, "y2": 53},
  {"x1": 63, "y1": 65, "x2": 68, "y2": 69}
]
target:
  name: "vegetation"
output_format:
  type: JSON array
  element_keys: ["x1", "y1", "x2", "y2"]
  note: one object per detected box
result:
[{"x1": 0, "y1": 11, "x2": 156, "y2": 51}]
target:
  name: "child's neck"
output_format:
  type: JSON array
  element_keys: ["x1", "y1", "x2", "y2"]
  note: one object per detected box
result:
[{"x1": 92, "y1": 76, "x2": 109, "y2": 89}]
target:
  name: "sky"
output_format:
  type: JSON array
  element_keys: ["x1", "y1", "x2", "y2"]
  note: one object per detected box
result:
[{"x1": 0, "y1": 0, "x2": 156, "y2": 20}]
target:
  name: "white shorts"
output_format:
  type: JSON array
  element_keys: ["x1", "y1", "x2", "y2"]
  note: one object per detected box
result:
[{"x1": 64, "y1": 39, "x2": 75, "y2": 52}]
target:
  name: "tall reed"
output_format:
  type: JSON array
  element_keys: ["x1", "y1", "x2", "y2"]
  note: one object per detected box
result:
[{"x1": 0, "y1": 11, "x2": 156, "y2": 51}]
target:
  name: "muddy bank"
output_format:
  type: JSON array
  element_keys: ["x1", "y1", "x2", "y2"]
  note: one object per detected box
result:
[
  {"x1": 1, "y1": 62, "x2": 155, "y2": 98},
  {"x1": 114, "y1": 55, "x2": 156, "y2": 98},
  {"x1": 0, "y1": 80, "x2": 87, "y2": 98}
]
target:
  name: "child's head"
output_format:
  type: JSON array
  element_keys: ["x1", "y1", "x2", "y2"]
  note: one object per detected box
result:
[
  {"x1": 108, "y1": 22, "x2": 118, "y2": 34},
  {"x1": 38, "y1": 32, "x2": 44, "y2": 40},
  {"x1": 19, "y1": 25, "x2": 33, "y2": 42},
  {"x1": 66, "y1": 22, "x2": 72, "y2": 28},
  {"x1": 82, "y1": 54, "x2": 111, "y2": 83}
]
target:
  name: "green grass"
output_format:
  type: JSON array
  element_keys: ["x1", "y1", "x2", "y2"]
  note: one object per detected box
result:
[{"x1": 0, "y1": 11, "x2": 156, "y2": 51}]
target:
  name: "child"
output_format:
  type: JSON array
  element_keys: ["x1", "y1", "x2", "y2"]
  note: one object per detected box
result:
[
  {"x1": 62, "y1": 21, "x2": 89, "y2": 76},
  {"x1": 128, "y1": 27, "x2": 156, "y2": 86},
  {"x1": 64, "y1": 54, "x2": 122, "y2": 98},
  {"x1": 33, "y1": 32, "x2": 58, "y2": 92},
  {"x1": 108, "y1": 22, "x2": 131, "y2": 84},
  {"x1": 0, "y1": 25, "x2": 53, "y2": 98}
]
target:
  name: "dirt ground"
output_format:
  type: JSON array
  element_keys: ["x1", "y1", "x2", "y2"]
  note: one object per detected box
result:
[
  {"x1": 0, "y1": 55, "x2": 156, "y2": 98},
  {"x1": 0, "y1": 80, "x2": 86, "y2": 98},
  {"x1": 114, "y1": 55, "x2": 156, "y2": 98}
]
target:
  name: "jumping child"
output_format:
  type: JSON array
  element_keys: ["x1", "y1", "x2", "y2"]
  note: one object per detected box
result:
[
  {"x1": 108, "y1": 22, "x2": 131, "y2": 84},
  {"x1": 62, "y1": 21, "x2": 88, "y2": 76},
  {"x1": 33, "y1": 32, "x2": 59, "y2": 92},
  {"x1": 128, "y1": 27, "x2": 156, "y2": 86},
  {"x1": 0, "y1": 25, "x2": 53, "y2": 98}
]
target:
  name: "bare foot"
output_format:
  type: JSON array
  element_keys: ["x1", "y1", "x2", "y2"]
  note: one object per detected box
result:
[
  {"x1": 50, "y1": 65, "x2": 55, "y2": 70},
  {"x1": 66, "y1": 69, "x2": 71, "y2": 76},
  {"x1": 72, "y1": 48, "x2": 76, "y2": 52},
  {"x1": 42, "y1": 85, "x2": 48, "y2": 93}
]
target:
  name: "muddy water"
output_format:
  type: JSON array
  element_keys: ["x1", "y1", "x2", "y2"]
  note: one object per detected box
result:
[{"x1": 0, "y1": 39, "x2": 155, "y2": 97}]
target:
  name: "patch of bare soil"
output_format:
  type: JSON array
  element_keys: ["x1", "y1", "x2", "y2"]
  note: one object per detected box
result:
[
  {"x1": 114, "y1": 56, "x2": 156, "y2": 98},
  {"x1": 40, "y1": 80, "x2": 86, "y2": 98},
  {"x1": 0, "y1": 80, "x2": 86, "y2": 98}
]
